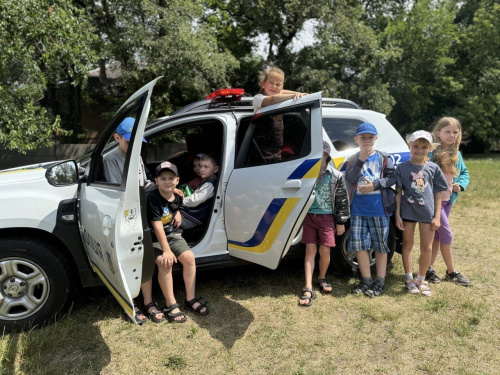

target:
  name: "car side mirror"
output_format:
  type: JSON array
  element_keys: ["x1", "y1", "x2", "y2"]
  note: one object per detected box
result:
[{"x1": 46, "y1": 160, "x2": 78, "y2": 186}]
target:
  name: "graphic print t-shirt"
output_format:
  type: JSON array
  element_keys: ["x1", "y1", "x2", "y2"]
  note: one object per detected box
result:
[
  {"x1": 147, "y1": 188, "x2": 183, "y2": 236},
  {"x1": 351, "y1": 153, "x2": 386, "y2": 217},
  {"x1": 396, "y1": 161, "x2": 448, "y2": 222}
]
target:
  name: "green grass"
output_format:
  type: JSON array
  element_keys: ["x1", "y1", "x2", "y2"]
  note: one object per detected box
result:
[{"x1": 2, "y1": 154, "x2": 500, "y2": 374}]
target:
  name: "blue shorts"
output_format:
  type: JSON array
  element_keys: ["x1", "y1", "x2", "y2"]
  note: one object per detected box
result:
[{"x1": 347, "y1": 215, "x2": 390, "y2": 254}]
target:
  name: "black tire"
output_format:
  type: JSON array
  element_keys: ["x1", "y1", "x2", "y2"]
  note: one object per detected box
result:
[
  {"x1": 331, "y1": 222, "x2": 396, "y2": 276},
  {"x1": 0, "y1": 238, "x2": 72, "y2": 332}
]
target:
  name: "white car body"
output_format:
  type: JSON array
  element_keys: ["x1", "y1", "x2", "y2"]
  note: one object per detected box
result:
[{"x1": 0, "y1": 79, "x2": 409, "y2": 330}]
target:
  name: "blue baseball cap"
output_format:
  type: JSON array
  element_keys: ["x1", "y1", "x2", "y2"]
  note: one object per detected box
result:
[
  {"x1": 356, "y1": 122, "x2": 378, "y2": 135},
  {"x1": 115, "y1": 117, "x2": 147, "y2": 143}
]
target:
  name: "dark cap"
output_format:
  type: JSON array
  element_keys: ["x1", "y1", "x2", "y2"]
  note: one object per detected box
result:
[
  {"x1": 356, "y1": 122, "x2": 378, "y2": 135},
  {"x1": 155, "y1": 161, "x2": 179, "y2": 177}
]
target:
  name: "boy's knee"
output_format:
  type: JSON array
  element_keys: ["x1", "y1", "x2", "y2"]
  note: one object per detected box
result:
[{"x1": 178, "y1": 250, "x2": 195, "y2": 265}]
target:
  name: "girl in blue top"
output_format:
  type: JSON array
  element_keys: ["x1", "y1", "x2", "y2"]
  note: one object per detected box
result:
[{"x1": 426, "y1": 117, "x2": 471, "y2": 286}]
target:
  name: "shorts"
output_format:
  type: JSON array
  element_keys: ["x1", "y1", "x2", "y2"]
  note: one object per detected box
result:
[
  {"x1": 153, "y1": 232, "x2": 190, "y2": 258},
  {"x1": 434, "y1": 201, "x2": 453, "y2": 245},
  {"x1": 347, "y1": 215, "x2": 390, "y2": 254},
  {"x1": 301, "y1": 213, "x2": 336, "y2": 247}
]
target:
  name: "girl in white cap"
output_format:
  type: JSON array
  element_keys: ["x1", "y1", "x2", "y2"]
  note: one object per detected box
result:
[{"x1": 395, "y1": 131, "x2": 448, "y2": 296}]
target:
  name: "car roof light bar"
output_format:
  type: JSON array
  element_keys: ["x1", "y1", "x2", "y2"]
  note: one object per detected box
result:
[{"x1": 206, "y1": 88, "x2": 245, "y2": 102}]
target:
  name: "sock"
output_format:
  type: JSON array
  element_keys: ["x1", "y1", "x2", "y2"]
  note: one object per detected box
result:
[
  {"x1": 376, "y1": 276, "x2": 385, "y2": 284},
  {"x1": 362, "y1": 277, "x2": 372, "y2": 284},
  {"x1": 416, "y1": 275, "x2": 425, "y2": 283},
  {"x1": 405, "y1": 272, "x2": 413, "y2": 281}
]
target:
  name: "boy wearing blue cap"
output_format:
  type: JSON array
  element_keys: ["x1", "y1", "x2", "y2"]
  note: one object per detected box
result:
[
  {"x1": 344, "y1": 123, "x2": 397, "y2": 297},
  {"x1": 103, "y1": 117, "x2": 153, "y2": 190}
]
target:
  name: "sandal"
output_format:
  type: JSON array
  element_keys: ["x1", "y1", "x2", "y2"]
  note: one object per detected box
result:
[
  {"x1": 184, "y1": 296, "x2": 209, "y2": 315},
  {"x1": 405, "y1": 279, "x2": 419, "y2": 295},
  {"x1": 133, "y1": 301, "x2": 148, "y2": 325},
  {"x1": 164, "y1": 303, "x2": 187, "y2": 323},
  {"x1": 316, "y1": 279, "x2": 333, "y2": 294},
  {"x1": 144, "y1": 302, "x2": 166, "y2": 323},
  {"x1": 416, "y1": 280, "x2": 432, "y2": 297},
  {"x1": 298, "y1": 287, "x2": 317, "y2": 307}
]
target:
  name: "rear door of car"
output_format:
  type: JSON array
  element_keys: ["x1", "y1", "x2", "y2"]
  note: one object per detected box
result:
[{"x1": 225, "y1": 92, "x2": 323, "y2": 269}]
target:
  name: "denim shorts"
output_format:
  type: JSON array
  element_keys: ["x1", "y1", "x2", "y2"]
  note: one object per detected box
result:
[{"x1": 347, "y1": 215, "x2": 390, "y2": 254}]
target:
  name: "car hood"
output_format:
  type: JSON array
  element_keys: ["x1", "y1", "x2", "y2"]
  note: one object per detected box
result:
[{"x1": 0, "y1": 162, "x2": 56, "y2": 185}]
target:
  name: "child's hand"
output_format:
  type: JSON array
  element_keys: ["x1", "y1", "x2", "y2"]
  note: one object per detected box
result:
[
  {"x1": 359, "y1": 147, "x2": 373, "y2": 161},
  {"x1": 452, "y1": 183, "x2": 461, "y2": 192},
  {"x1": 293, "y1": 92, "x2": 308, "y2": 100},
  {"x1": 174, "y1": 188, "x2": 184, "y2": 198},
  {"x1": 357, "y1": 178, "x2": 375, "y2": 194},
  {"x1": 159, "y1": 251, "x2": 177, "y2": 268},
  {"x1": 172, "y1": 211, "x2": 182, "y2": 228},
  {"x1": 396, "y1": 215, "x2": 405, "y2": 231},
  {"x1": 336, "y1": 224, "x2": 345, "y2": 236},
  {"x1": 431, "y1": 217, "x2": 441, "y2": 231}
]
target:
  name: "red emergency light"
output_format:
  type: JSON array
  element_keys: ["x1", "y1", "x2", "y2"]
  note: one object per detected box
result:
[{"x1": 206, "y1": 88, "x2": 245, "y2": 101}]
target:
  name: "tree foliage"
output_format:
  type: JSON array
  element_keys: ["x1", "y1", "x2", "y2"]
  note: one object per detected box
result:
[{"x1": 1, "y1": 0, "x2": 499, "y2": 152}]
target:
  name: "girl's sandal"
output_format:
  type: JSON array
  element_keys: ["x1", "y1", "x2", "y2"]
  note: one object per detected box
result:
[
  {"x1": 164, "y1": 303, "x2": 187, "y2": 323},
  {"x1": 416, "y1": 280, "x2": 432, "y2": 297},
  {"x1": 316, "y1": 279, "x2": 333, "y2": 294},
  {"x1": 298, "y1": 288, "x2": 317, "y2": 307},
  {"x1": 405, "y1": 279, "x2": 419, "y2": 295},
  {"x1": 144, "y1": 302, "x2": 166, "y2": 323}
]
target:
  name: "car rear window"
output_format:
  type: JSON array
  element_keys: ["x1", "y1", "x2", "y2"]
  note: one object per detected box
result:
[{"x1": 322, "y1": 117, "x2": 364, "y2": 151}]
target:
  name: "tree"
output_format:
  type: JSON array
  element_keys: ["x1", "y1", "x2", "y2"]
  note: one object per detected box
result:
[{"x1": 0, "y1": 0, "x2": 97, "y2": 151}]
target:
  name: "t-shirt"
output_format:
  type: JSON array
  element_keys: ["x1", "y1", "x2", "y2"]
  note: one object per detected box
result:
[
  {"x1": 252, "y1": 94, "x2": 283, "y2": 161},
  {"x1": 308, "y1": 170, "x2": 333, "y2": 214},
  {"x1": 396, "y1": 161, "x2": 448, "y2": 222},
  {"x1": 103, "y1": 147, "x2": 153, "y2": 190},
  {"x1": 350, "y1": 153, "x2": 386, "y2": 217},
  {"x1": 146, "y1": 188, "x2": 183, "y2": 236}
]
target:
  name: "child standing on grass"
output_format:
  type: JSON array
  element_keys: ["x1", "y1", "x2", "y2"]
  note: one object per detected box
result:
[
  {"x1": 395, "y1": 131, "x2": 449, "y2": 297},
  {"x1": 344, "y1": 123, "x2": 397, "y2": 297},
  {"x1": 253, "y1": 66, "x2": 307, "y2": 162},
  {"x1": 426, "y1": 117, "x2": 471, "y2": 286},
  {"x1": 299, "y1": 141, "x2": 349, "y2": 306},
  {"x1": 147, "y1": 161, "x2": 209, "y2": 323}
]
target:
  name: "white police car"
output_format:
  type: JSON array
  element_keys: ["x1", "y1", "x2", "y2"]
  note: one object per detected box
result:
[{"x1": 0, "y1": 78, "x2": 409, "y2": 331}]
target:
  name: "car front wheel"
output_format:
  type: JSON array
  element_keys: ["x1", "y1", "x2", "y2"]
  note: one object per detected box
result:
[{"x1": 0, "y1": 238, "x2": 72, "y2": 332}]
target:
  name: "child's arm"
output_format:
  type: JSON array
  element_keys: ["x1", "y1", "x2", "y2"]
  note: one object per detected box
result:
[
  {"x1": 395, "y1": 186, "x2": 404, "y2": 230},
  {"x1": 151, "y1": 221, "x2": 177, "y2": 267},
  {"x1": 260, "y1": 92, "x2": 308, "y2": 107},
  {"x1": 183, "y1": 182, "x2": 214, "y2": 207},
  {"x1": 333, "y1": 175, "x2": 350, "y2": 235},
  {"x1": 453, "y1": 152, "x2": 470, "y2": 193},
  {"x1": 372, "y1": 154, "x2": 397, "y2": 190},
  {"x1": 431, "y1": 192, "x2": 442, "y2": 231},
  {"x1": 344, "y1": 154, "x2": 363, "y2": 184}
]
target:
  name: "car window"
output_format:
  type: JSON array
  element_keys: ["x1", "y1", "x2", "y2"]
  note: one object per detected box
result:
[
  {"x1": 322, "y1": 117, "x2": 364, "y2": 151},
  {"x1": 237, "y1": 107, "x2": 311, "y2": 168}
]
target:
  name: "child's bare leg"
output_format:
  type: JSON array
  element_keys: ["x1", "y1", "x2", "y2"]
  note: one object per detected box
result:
[
  {"x1": 356, "y1": 251, "x2": 372, "y2": 279},
  {"x1": 439, "y1": 243, "x2": 456, "y2": 273},
  {"x1": 375, "y1": 252, "x2": 388, "y2": 278},
  {"x1": 300, "y1": 244, "x2": 317, "y2": 305},
  {"x1": 141, "y1": 280, "x2": 153, "y2": 305},
  {"x1": 417, "y1": 223, "x2": 434, "y2": 278},
  {"x1": 401, "y1": 222, "x2": 416, "y2": 275},
  {"x1": 177, "y1": 251, "x2": 206, "y2": 314},
  {"x1": 430, "y1": 239, "x2": 440, "y2": 267},
  {"x1": 156, "y1": 260, "x2": 183, "y2": 321},
  {"x1": 318, "y1": 245, "x2": 332, "y2": 292}
]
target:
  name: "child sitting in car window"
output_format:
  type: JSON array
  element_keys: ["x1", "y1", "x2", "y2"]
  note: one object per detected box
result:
[{"x1": 180, "y1": 154, "x2": 219, "y2": 229}]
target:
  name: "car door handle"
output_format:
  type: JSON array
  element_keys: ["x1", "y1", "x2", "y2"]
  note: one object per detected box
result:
[{"x1": 282, "y1": 180, "x2": 302, "y2": 189}]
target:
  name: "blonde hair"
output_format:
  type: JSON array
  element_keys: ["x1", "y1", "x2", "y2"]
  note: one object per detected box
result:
[
  {"x1": 406, "y1": 136, "x2": 435, "y2": 163},
  {"x1": 258, "y1": 66, "x2": 285, "y2": 94},
  {"x1": 432, "y1": 117, "x2": 462, "y2": 175}
]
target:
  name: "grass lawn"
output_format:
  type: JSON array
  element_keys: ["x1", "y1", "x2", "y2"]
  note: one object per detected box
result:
[{"x1": 2, "y1": 155, "x2": 500, "y2": 375}]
